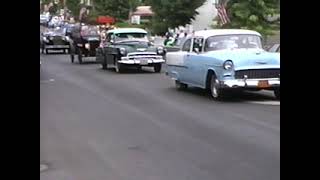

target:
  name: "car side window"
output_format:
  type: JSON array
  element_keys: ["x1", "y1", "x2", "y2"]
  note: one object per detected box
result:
[
  {"x1": 106, "y1": 33, "x2": 113, "y2": 42},
  {"x1": 182, "y1": 39, "x2": 191, "y2": 52},
  {"x1": 192, "y1": 38, "x2": 204, "y2": 52}
]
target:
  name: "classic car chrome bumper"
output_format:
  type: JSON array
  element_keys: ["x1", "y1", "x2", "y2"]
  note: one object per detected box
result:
[
  {"x1": 119, "y1": 56, "x2": 165, "y2": 65},
  {"x1": 45, "y1": 45, "x2": 70, "y2": 49},
  {"x1": 221, "y1": 78, "x2": 280, "y2": 88}
]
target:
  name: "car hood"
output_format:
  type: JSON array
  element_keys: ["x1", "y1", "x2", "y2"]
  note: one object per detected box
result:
[{"x1": 204, "y1": 48, "x2": 280, "y2": 69}]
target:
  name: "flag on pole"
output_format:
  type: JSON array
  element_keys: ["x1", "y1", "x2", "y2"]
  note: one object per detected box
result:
[{"x1": 216, "y1": 3, "x2": 230, "y2": 25}]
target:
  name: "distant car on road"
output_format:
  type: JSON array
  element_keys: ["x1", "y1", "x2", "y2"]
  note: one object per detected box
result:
[
  {"x1": 40, "y1": 14, "x2": 50, "y2": 26},
  {"x1": 96, "y1": 28, "x2": 165, "y2": 73},
  {"x1": 69, "y1": 25, "x2": 101, "y2": 64},
  {"x1": 41, "y1": 27, "x2": 70, "y2": 54},
  {"x1": 165, "y1": 29, "x2": 280, "y2": 100}
]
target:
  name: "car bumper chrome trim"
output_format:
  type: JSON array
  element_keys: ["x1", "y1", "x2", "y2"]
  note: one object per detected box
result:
[
  {"x1": 119, "y1": 58, "x2": 165, "y2": 64},
  {"x1": 45, "y1": 45, "x2": 69, "y2": 49},
  {"x1": 221, "y1": 78, "x2": 280, "y2": 88}
]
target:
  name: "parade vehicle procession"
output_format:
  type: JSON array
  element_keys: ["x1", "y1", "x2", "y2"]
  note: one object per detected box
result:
[
  {"x1": 40, "y1": 12, "x2": 280, "y2": 100},
  {"x1": 41, "y1": 1, "x2": 280, "y2": 179}
]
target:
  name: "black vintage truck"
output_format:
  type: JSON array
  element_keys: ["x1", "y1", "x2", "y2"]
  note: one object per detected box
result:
[{"x1": 69, "y1": 25, "x2": 100, "y2": 64}]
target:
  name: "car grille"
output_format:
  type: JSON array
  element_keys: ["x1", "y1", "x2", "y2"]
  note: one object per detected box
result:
[
  {"x1": 51, "y1": 36, "x2": 65, "y2": 45},
  {"x1": 89, "y1": 41, "x2": 100, "y2": 51},
  {"x1": 128, "y1": 52, "x2": 157, "y2": 56},
  {"x1": 235, "y1": 69, "x2": 280, "y2": 79},
  {"x1": 127, "y1": 52, "x2": 160, "y2": 59}
]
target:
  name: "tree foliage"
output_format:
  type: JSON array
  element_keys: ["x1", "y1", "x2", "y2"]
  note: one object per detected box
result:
[
  {"x1": 147, "y1": 0, "x2": 206, "y2": 35},
  {"x1": 66, "y1": 0, "x2": 81, "y2": 17},
  {"x1": 224, "y1": 0, "x2": 280, "y2": 37},
  {"x1": 92, "y1": 0, "x2": 140, "y2": 22}
]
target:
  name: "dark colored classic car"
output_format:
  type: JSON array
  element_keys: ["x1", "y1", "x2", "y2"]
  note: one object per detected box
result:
[
  {"x1": 41, "y1": 28, "x2": 70, "y2": 54},
  {"x1": 96, "y1": 28, "x2": 165, "y2": 73},
  {"x1": 70, "y1": 25, "x2": 100, "y2": 64}
]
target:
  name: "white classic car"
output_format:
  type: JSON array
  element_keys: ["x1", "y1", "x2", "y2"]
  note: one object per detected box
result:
[{"x1": 165, "y1": 29, "x2": 280, "y2": 100}]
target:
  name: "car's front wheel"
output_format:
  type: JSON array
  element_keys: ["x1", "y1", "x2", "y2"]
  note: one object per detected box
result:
[
  {"x1": 154, "y1": 63, "x2": 162, "y2": 73},
  {"x1": 115, "y1": 61, "x2": 123, "y2": 73},
  {"x1": 41, "y1": 45, "x2": 45, "y2": 54},
  {"x1": 274, "y1": 88, "x2": 280, "y2": 100},
  {"x1": 70, "y1": 46, "x2": 75, "y2": 63},
  {"x1": 102, "y1": 61, "x2": 108, "y2": 70},
  {"x1": 70, "y1": 54, "x2": 74, "y2": 63},
  {"x1": 78, "y1": 49, "x2": 83, "y2": 64},
  {"x1": 210, "y1": 74, "x2": 225, "y2": 100}
]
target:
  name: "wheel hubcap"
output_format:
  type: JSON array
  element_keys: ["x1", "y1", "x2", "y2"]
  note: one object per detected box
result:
[
  {"x1": 212, "y1": 86, "x2": 218, "y2": 98},
  {"x1": 211, "y1": 78, "x2": 219, "y2": 98},
  {"x1": 116, "y1": 64, "x2": 119, "y2": 72}
]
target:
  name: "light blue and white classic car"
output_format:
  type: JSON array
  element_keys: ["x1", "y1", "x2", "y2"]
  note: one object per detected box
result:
[{"x1": 165, "y1": 29, "x2": 280, "y2": 100}]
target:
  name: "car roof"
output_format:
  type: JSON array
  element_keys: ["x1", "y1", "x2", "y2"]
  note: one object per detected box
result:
[
  {"x1": 193, "y1": 29, "x2": 261, "y2": 39},
  {"x1": 107, "y1": 28, "x2": 147, "y2": 34}
]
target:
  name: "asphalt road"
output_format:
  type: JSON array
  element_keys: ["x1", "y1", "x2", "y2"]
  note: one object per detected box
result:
[{"x1": 40, "y1": 52, "x2": 280, "y2": 180}]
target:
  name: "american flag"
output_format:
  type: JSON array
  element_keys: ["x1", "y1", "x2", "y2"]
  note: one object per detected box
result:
[{"x1": 216, "y1": 3, "x2": 230, "y2": 25}]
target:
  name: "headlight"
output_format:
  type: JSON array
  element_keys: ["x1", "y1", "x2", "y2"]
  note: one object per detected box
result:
[
  {"x1": 157, "y1": 47, "x2": 164, "y2": 54},
  {"x1": 120, "y1": 47, "x2": 126, "y2": 55},
  {"x1": 85, "y1": 43, "x2": 90, "y2": 49},
  {"x1": 43, "y1": 37, "x2": 47, "y2": 41},
  {"x1": 65, "y1": 36, "x2": 70, "y2": 41},
  {"x1": 223, "y1": 60, "x2": 234, "y2": 70}
]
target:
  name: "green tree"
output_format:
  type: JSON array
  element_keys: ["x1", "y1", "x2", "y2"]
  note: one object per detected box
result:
[
  {"x1": 147, "y1": 0, "x2": 206, "y2": 35},
  {"x1": 92, "y1": 0, "x2": 140, "y2": 21},
  {"x1": 66, "y1": 0, "x2": 81, "y2": 18},
  {"x1": 41, "y1": 0, "x2": 53, "y2": 4},
  {"x1": 49, "y1": 3, "x2": 59, "y2": 15},
  {"x1": 224, "y1": 0, "x2": 280, "y2": 38}
]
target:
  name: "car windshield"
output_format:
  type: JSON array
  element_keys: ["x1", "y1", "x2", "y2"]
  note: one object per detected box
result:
[
  {"x1": 53, "y1": 28, "x2": 65, "y2": 35},
  {"x1": 204, "y1": 34, "x2": 262, "y2": 51},
  {"x1": 114, "y1": 33, "x2": 147, "y2": 42},
  {"x1": 81, "y1": 26, "x2": 99, "y2": 36}
]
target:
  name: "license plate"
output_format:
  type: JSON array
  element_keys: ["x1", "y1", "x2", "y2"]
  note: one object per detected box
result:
[
  {"x1": 140, "y1": 59, "x2": 149, "y2": 65},
  {"x1": 258, "y1": 80, "x2": 270, "y2": 88}
]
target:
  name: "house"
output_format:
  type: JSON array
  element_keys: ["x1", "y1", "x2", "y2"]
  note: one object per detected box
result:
[{"x1": 131, "y1": 6, "x2": 154, "y2": 24}]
